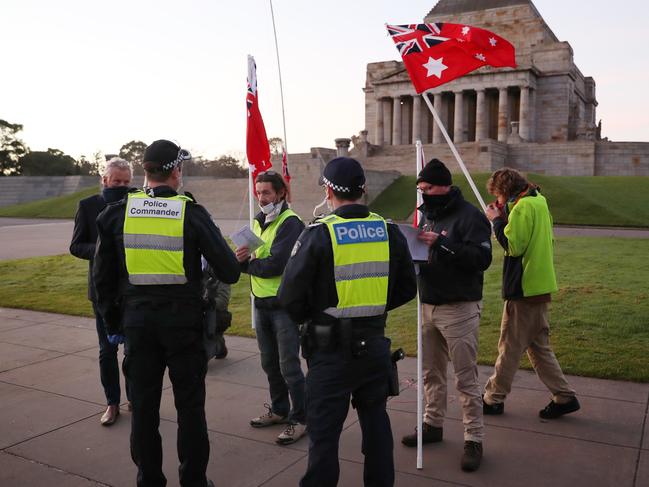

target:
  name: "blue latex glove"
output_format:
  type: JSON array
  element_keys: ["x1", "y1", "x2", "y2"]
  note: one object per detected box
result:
[{"x1": 107, "y1": 334, "x2": 125, "y2": 346}]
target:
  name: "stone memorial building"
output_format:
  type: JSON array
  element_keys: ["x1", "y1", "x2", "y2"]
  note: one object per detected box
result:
[{"x1": 354, "y1": 0, "x2": 648, "y2": 176}]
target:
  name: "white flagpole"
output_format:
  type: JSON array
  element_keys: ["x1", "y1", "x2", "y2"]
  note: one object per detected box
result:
[
  {"x1": 269, "y1": 0, "x2": 290, "y2": 170},
  {"x1": 421, "y1": 92, "x2": 488, "y2": 213},
  {"x1": 415, "y1": 140, "x2": 424, "y2": 470},
  {"x1": 248, "y1": 165, "x2": 256, "y2": 329}
]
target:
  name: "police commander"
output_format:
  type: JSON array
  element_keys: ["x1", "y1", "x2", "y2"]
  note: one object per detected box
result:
[{"x1": 93, "y1": 139, "x2": 240, "y2": 487}]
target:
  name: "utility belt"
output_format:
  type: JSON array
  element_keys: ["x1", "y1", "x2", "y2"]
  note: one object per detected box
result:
[
  {"x1": 299, "y1": 318, "x2": 384, "y2": 360},
  {"x1": 123, "y1": 296, "x2": 202, "y2": 311}
]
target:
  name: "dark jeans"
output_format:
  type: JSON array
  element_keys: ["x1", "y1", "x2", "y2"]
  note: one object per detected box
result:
[
  {"x1": 93, "y1": 302, "x2": 130, "y2": 405},
  {"x1": 255, "y1": 307, "x2": 306, "y2": 424},
  {"x1": 123, "y1": 304, "x2": 209, "y2": 487},
  {"x1": 301, "y1": 336, "x2": 394, "y2": 487}
]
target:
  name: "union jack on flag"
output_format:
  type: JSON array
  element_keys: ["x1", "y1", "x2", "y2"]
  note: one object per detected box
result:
[{"x1": 386, "y1": 22, "x2": 516, "y2": 93}]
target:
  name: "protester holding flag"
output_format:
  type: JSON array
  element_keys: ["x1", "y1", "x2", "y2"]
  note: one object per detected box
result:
[
  {"x1": 401, "y1": 158, "x2": 492, "y2": 473},
  {"x1": 482, "y1": 168, "x2": 580, "y2": 419}
]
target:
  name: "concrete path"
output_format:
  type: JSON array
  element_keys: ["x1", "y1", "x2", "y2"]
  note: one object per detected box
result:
[{"x1": 1, "y1": 307, "x2": 647, "y2": 487}]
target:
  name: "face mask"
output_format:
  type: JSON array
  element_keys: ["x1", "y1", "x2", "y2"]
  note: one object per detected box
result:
[
  {"x1": 312, "y1": 195, "x2": 329, "y2": 218},
  {"x1": 422, "y1": 192, "x2": 452, "y2": 210},
  {"x1": 259, "y1": 201, "x2": 277, "y2": 215},
  {"x1": 102, "y1": 186, "x2": 129, "y2": 203}
]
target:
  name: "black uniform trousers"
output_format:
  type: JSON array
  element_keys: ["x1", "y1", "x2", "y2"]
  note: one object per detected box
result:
[
  {"x1": 123, "y1": 302, "x2": 209, "y2": 487},
  {"x1": 301, "y1": 335, "x2": 394, "y2": 487}
]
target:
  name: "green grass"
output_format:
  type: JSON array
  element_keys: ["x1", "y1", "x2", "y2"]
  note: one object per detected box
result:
[
  {"x1": 1, "y1": 236, "x2": 648, "y2": 381},
  {"x1": 0, "y1": 186, "x2": 98, "y2": 219},
  {"x1": 370, "y1": 174, "x2": 649, "y2": 227}
]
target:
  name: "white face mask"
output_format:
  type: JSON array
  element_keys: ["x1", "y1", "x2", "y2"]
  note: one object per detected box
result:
[
  {"x1": 313, "y1": 195, "x2": 331, "y2": 218},
  {"x1": 259, "y1": 201, "x2": 277, "y2": 215}
]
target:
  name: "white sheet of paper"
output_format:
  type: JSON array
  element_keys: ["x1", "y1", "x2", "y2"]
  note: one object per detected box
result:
[
  {"x1": 230, "y1": 226, "x2": 264, "y2": 252},
  {"x1": 396, "y1": 224, "x2": 430, "y2": 262}
]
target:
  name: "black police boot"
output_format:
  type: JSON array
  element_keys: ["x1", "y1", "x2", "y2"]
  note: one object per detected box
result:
[
  {"x1": 401, "y1": 423, "x2": 443, "y2": 447},
  {"x1": 461, "y1": 441, "x2": 483, "y2": 472},
  {"x1": 539, "y1": 396, "x2": 580, "y2": 419}
]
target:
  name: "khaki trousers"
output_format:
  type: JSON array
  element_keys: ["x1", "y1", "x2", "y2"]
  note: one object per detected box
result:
[
  {"x1": 484, "y1": 300, "x2": 575, "y2": 405},
  {"x1": 422, "y1": 301, "x2": 483, "y2": 442}
]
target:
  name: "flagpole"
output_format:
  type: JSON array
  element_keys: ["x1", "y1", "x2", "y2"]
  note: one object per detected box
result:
[
  {"x1": 415, "y1": 140, "x2": 424, "y2": 471},
  {"x1": 248, "y1": 165, "x2": 256, "y2": 329},
  {"x1": 421, "y1": 92, "x2": 488, "y2": 213},
  {"x1": 269, "y1": 0, "x2": 290, "y2": 168}
]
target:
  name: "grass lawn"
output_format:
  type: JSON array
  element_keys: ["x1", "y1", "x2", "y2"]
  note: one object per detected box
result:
[
  {"x1": 1, "y1": 236, "x2": 647, "y2": 382},
  {"x1": 0, "y1": 186, "x2": 98, "y2": 219},
  {"x1": 370, "y1": 174, "x2": 649, "y2": 228}
]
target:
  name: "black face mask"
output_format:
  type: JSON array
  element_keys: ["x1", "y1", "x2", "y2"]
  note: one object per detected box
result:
[
  {"x1": 422, "y1": 192, "x2": 452, "y2": 210},
  {"x1": 102, "y1": 186, "x2": 130, "y2": 204}
]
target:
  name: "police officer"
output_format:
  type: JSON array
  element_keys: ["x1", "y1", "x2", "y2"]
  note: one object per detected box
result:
[
  {"x1": 278, "y1": 157, "x2": 417, "y2": 487},
  {"x1": 93, "y1": 139, "x2": 240, "y2": 487}
]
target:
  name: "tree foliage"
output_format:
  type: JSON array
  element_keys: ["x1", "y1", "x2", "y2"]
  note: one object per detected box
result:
[
  {"x1": 119, "y1": 140, "x2": 147, "y2": 175},
  {"x1": 268, "y1": 137, "x2": 284, "y2": 156},
  {"x1": 0, "y1": 119, "x2": 29, "y2": 176},
  {"x1": 19, "y1": 148, "x2": 96, "y2": 176},
  {"x1": 183, "y1": 155, "x2": 247, "y2": 178}
]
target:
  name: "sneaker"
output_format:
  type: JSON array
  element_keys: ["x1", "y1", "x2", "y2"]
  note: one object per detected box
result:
[
  {"x1": 461, "y1": 441, "x2": 483, "y2": 472},
  {"x1": 482, "y1": 396, "x2": 504, "y2": 415},
  {"x1": 250, "y1": 403, "x2": 288, "y2": 428},
  {"x1": 276, "y1": 422, "x2": 307, "y2": 445},
  {"x1": 401, "y1": 423, "x2": 443, "y2": 447},
  {"x1": 539, "y1": 396, "x2": 580, "y2": 419}
]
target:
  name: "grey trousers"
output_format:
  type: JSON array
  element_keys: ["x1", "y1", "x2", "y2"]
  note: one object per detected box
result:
[{"x1": 422, "y1": 301, "x2": 484, "y2": 443}]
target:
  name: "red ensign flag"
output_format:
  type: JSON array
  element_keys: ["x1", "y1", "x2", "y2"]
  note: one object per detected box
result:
[
  {"x1": 386, "y1": 23, "x2": 516, "y2": 93},
  {"x1": 246, "y1": 55, "x2": 272, "y2": 182}
]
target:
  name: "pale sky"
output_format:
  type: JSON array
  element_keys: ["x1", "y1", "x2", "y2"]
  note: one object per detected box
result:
[{"x1": 2, "y1": 0, "x2": 648, "y2": 160}]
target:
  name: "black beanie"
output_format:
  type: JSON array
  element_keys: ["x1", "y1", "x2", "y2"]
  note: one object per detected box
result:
[
  {"x1": 143, "y1": 140, "x2": 181, "y2": 170},
  {"x1": 417, "y1": 158, "x2": 452, "y2": 186}
]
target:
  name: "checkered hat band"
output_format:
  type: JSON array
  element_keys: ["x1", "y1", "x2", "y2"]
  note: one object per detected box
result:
[{"x1": 322, "y1": 175, "x2": 352, "y2": 193}]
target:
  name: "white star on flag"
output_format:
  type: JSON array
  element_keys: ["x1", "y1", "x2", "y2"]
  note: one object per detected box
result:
[
  {"x1": 489, "y1": 37, "x2": 497, "y2": 47},
  {"x1": 422, "y1": 56, "x2": 448, "y2": 78},
  {"x1": 461, "y1": 26, "x2": 470, "y2": 35},
  {"x1": 475, "y1": 53, "x2": 486, "y2": 62}
]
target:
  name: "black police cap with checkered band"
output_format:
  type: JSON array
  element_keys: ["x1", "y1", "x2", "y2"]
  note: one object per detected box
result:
[{"x1": 321, "y1": 157, "x2": 365, "y2": 193}]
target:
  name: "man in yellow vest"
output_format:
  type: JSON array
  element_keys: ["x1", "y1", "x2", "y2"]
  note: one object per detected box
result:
[
  {"x1": 93, "y1": 139, "x2": 240, "y2": 487},
  {"x1": 235, "y1": 170, "x2": 306, "y2": 445},
  {"x1": 278, "y1": 157, "x2": 417, "y2": 487}
]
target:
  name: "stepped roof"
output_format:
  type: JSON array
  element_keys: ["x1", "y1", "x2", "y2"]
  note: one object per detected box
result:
[{"x1": 427, "y1": 0, "x2": 532, "y2": 16}]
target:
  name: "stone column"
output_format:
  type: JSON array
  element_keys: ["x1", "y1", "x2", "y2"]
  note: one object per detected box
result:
[
  {"x1": 498, "y1": 87, "x2": 509, "y2": 142},
  {"x1": 476, "y1": 89, "x2": 488, "y2": 141},
  {"x1": 519, "y1": 86, "x2": 530, "y2": 141},
  {"x1": 335, "y1": 138, "x2": 351, "y2": 157},
  {"x1": 432, "y1": 93, "x2": 443, "y2": 144},
  {"x1": 412, "y1": 95, "x2": 422, "y2": 143},
  {"x1": 453, "y1": 91, "x2": 464, "y2": 143},
  {"x1": 375, "y1": 98, "x2": 384, "y2": 146},
  {"x1": 392, "y1": 97, "x2": 402, "y2": 145}
]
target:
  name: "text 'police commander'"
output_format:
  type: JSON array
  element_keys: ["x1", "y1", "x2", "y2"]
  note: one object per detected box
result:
[{"x1": 93, "y1": 139, "x2": 240, "y2": 487}]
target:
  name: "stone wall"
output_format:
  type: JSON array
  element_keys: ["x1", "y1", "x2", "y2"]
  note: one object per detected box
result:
[
  {"x1": 595, "y1": 143, "x2": 649, "y2": 176},
  {"x1": 0, "y1": 176, "x2": 99, "y2": 208}
]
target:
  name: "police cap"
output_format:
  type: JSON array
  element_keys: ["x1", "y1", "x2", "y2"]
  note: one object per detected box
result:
[
  {"x1": 143, "y1": 140, "x2": 191, "y2": 173},
  {"x1": 321, "y1": 157, "x2": 365, "y2": 194}
]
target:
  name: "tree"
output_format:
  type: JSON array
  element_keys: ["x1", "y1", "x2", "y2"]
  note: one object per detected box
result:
[
  {"x1": 119, "y1": 140, "x2": 147, "y2": 175},
  {"x1": 76, "y1": 155, "x2": 100, "y2": 176},
  {"x1": 268, "y1": 137, "x2": 284, "y2": 156},
  {"x1": 19, "y1": 148, "x2": 79, "y2": 176},
  {"x1": 0, "y1": 119, "x2": 29, "y2": 176}
]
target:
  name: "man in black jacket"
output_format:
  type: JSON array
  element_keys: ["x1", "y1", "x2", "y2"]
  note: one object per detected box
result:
[
  {"x1": 279, "y1": 157, "x2": 417, "y2": 487},
  {"x1": 93, "y1": 140, "x2": 240, "y2": 487},
  {"x1": 70, "y1": 157, "x2": 132, "y2": 426},
  {"x1": 400, "y1": 159, "x2": 492, "y2": 473}
]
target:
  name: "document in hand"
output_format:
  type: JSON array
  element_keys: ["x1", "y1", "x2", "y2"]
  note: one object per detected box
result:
[
  {"x1": 396, "y1": 224, "x2": 430, "y2": 262},
  {"x1": 230, "y1": 226, "x2": 264, "y2": 252}
]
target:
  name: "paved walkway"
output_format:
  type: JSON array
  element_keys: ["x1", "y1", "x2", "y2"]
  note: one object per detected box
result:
[{"x1": 1, "y1": 307, "x2": 647, "y2": 486}]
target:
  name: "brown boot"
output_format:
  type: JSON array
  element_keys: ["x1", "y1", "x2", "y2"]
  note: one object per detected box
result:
[
  {"x1": 100, "y1": 405, "x2": 120, "y2": 426},
  {"x1": 401, "y1": 423, "x2": 443, "y2": 447},
  {"x1": 461, "y1": 441, "x2": 483, "y2": 472}
]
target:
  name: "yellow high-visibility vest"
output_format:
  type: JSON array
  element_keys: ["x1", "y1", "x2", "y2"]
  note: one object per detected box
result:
[
  {"x1": 251, "y1": 208, "x2": 301, "y2": 298},
  {"x1": 123, "y1": 191, "x2": 191, "y2": 285},
  {"x1": 321, "y1": 212, "x2": 390, "y2": 318}
]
